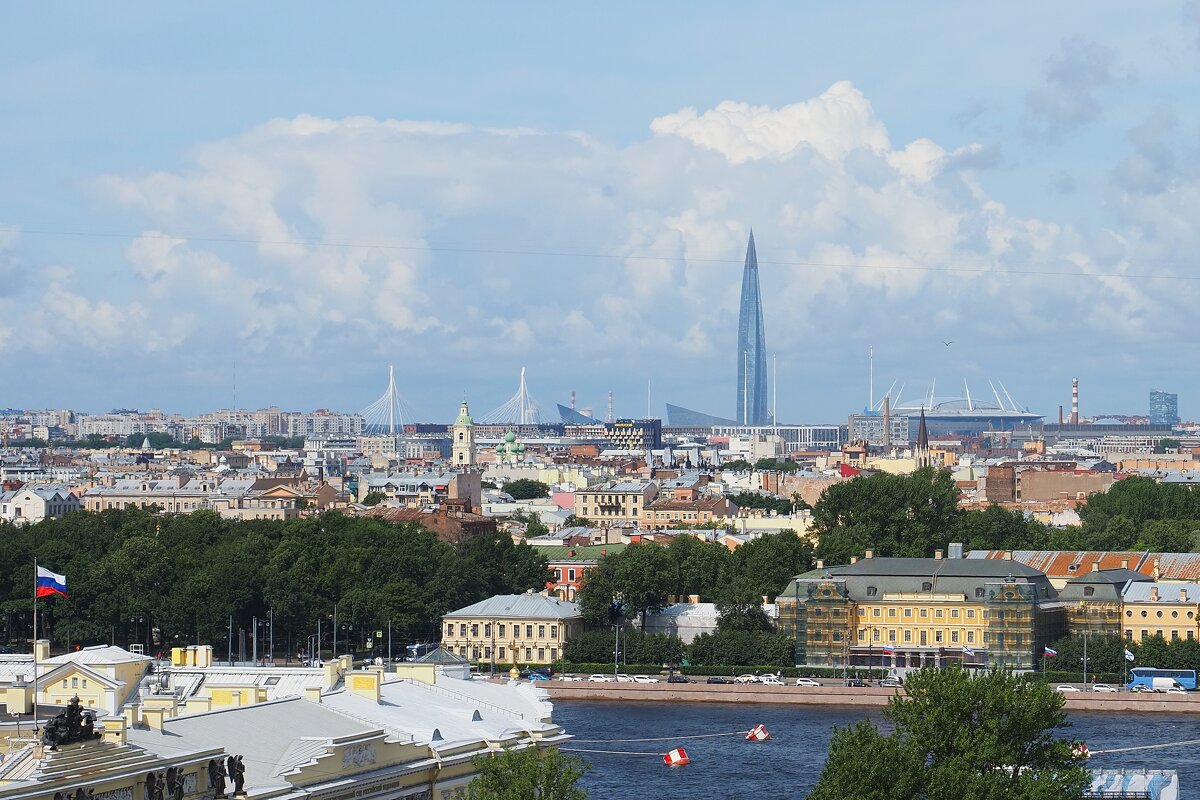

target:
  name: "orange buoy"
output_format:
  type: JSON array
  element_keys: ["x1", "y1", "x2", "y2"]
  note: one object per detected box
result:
[
  {"x1": 1073, "y1": 744, "x2": 1090, "y2": 760},
  {"x1": 745, "y1": 724, "x2": 771, "y2": 741},
  {"x1": 663, "y1": 747, "x2": 690, "y2": 767}
]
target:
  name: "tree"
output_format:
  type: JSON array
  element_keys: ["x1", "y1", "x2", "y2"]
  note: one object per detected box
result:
[
  {"x1": 1135, "y1": 519, "x2": 1200, "y2": 553},
  {"x1": 812, "y1": 468, "x2": 960, "y2": 564},
  {"x1": 809, "y1": 668, "x2": 1089, "y2": 800},
  {"x1": 721, "y1": 529, "x2": 814, "y2": 601},
  {"x1": 952, "y1": 505, "x2": 1050, "y2": 552},
  {"x1": 509, "y1": 510, "x2": 549, "y2": 538},
  {"x1": 1154, "y1": 438, "x2": 1182, "y2": 454},
  {"x1": 362, "y1": 492, "x2": 386, "y2": 506},
  {"x1": 753, "y1": 458, "x2": 799, "y2": 473},
  {"x1": 504, "y1": 479, "x2": 551, "y2": 500},
  {"x1": 729, "y1": 491, "x2": 794, "y2": 515},
  {"x1": 464, "y1": 746, "x2": 588, "y2": 800},
  {"x1": 561, "y1": 515, "x2": 595, "y2": 529},
  {"x1": 721, "y1": 459, "x2": 753, "y2": 471}
]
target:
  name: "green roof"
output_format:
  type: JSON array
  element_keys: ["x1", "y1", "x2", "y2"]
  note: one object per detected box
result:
[{"x1": 533, "y1": 544, "x2": 627, "y2": 561}]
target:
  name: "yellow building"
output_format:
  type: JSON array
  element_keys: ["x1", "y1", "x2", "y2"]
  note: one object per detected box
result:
[
  {"x1": 442, "y1": 590, "x2": 584, "y2": 665},
  {"x1": 1121, "y1": 582, "x2": 1200, "y2": 643},
  {"x1": 778, "y1": 551, "x2": 1066, "y2": 670}
]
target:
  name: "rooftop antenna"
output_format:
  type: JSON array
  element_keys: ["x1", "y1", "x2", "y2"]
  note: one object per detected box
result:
[
  {"x1": 868, "y1": 345, "x2": 874, "y2": 413},
  {"x1": 771, "y1": 353, "x2": 778, "y2": 426}
]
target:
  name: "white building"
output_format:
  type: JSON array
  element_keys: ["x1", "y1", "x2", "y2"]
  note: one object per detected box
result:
[{"x1": 0, "y1": 485, "x2": 82, "y2": 525}]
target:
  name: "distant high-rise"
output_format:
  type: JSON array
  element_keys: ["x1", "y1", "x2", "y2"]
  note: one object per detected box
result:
[
  {"x1": 1150, "y1": 390, "x2": 1179, "y2": 426},
  {"x1": 736, "y1": 231, "x2": 770, "y2": 426}
]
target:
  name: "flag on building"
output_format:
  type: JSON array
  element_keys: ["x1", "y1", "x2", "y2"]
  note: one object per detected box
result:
[
  {"x1": 1125, "y1": 649, "x2": 1136, "y2": 662},
  {"x1": 1044, "y1": 646, "x2": 1058, "y2": 657},
  {"x1": 962, "y1": 646, "x2": 975, "y2": 657},
  {"x1": 35, "y1": 566, "x2": 68, "y2": 598},
  {"x1": 881, "y1": 643, "x2": 895, "y2": 654}
]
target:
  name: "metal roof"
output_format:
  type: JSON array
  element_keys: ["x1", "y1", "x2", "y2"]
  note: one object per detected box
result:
[{"x1": 443, "y1": 592, "x2": 581, "y2": 621}]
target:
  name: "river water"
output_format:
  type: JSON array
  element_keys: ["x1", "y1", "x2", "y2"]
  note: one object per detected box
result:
[{"x1": 554, "y1": 700, "x2": 1198, "y2": 799}]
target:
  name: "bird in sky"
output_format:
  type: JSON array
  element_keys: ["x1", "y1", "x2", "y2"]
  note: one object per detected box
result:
[{"x1": 942, "y1": 341, "x2": 953, "y2": 346}]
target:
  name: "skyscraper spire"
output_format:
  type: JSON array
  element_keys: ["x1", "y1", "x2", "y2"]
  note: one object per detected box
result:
[{"x1": 736, "y1": 230, "x2": 769, "y2": 426}]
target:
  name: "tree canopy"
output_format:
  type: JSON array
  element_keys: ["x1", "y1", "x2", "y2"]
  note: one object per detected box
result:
[
  {"x1": 464, "y1": 746, "x2": 588, "y2": 800},
  {"x1": 504, "y1": 479, "x2": 552, "y2": 500},
  {"x1": 809, "y1": 667, "x2": 1089, "y2": 800},
  {"x1": 0, "y1": 508, "x2": 549, "y2": 656}
]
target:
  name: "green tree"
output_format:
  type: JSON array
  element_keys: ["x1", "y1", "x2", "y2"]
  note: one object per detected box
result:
[
  {"x1": 809, "y1": 667, "x2": 1089, "y2": 800},
  {"x1": 753, "y1": 458, "x2": 799, "y2": 472},
  {"x1": 561, "y1": 515, "x2": 595, "y2": 528},
  {"x1": 721, "y1": 459, "x2": 753, "y2": 471},
  {"x1": 952, "y1": 505, "x2": 1050, "y2": 551},
  {"x1": 721, "y1": 529, "x2": 814, "y2": 601},
  {"x1": 464, "y1": 746, "x2": 588, "y2": 800},
  {"x1": 362, "y1": 492, "x2": 386, "y2": 506},
  {"x1": 812, "y1": 468, "x2": 960, "y2": 564},
  {"x1": 1154, "y1": 438, "x2": 1182, "y2": 454},
  {"x1": 1135, "y1": 519, "x2": 1200, "y2": 552},
  {"x1": 1133, "y1": 634, "x2": 1171, "y2": 669},
  {"x1": 509, "y1": 510, "x2": 549, "y2": 537},
  {"x1": 503, "y1": 479, "x2": 552, "y2": 500},
  {"x1": 729, "y1": 491, "x2": 794, "y2": 515}
]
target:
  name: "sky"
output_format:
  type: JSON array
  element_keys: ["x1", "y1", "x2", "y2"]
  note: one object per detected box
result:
[{"x1": 2, "y1": 2, "x2": 1199, "y2": 424}]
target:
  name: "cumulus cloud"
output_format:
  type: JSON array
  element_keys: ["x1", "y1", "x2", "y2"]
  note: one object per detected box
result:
[
  {"x1": 6, "y1": 80, "x2": 1197, "y2": 417},
  {"x1": 1112, "y1": 109, "x2": 1183, "y2": 195},
  {"x1": 1025, "y1": 36, "x2": 1120, "y2": 140}
]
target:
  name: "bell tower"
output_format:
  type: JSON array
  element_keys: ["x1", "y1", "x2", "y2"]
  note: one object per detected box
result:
[{"x1": 452, "y1": 399, "x2": 476, "y2": 467}]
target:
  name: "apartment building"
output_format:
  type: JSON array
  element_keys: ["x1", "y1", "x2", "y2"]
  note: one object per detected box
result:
[
  {"x1": 1122, "y1": 582, "x2": 1200, "y2": 643},
  {"x1": 441, "y1": 591, "x2": 583, "y2": 666},
  {"x1": 573, "y1": 481, "x2": 657, "y2": 524},
  {"x1": 0, "y1": 485, "x2": 82, "y2": 525}
]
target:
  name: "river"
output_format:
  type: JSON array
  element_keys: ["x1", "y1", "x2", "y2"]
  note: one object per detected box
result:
[{"x1": 553, "y1": 700, "x2": 1198, "y2": 799}]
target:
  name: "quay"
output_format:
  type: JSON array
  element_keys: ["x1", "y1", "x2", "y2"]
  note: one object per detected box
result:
[{"x1": 543, "y1": 681, "x2": 1200, "y2": 712}]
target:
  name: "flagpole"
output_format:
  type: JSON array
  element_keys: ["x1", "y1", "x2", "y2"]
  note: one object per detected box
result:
[{"x1": 32, "y1": 558, "x2": 39, "y2": 735}]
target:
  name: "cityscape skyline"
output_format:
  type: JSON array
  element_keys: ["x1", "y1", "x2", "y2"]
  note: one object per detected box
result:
[{"x1": 2, "y1": 4, "x2": 1199, "y2": 421}]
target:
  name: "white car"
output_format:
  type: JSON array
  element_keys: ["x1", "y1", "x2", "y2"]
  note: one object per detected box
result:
[
  {"x1": 734, "y1": 674, "x2": 759, "y2": 684},
  {"x1": 615, "y1": 673, "x2": 635, "y2": 683},
  {"x1": 794, "y1": 677, "x2": 821, "y2": 687},
  {"x1": 759, "y1": 676, "x2": 784, "y2": 686},
  {"x1": 1166, "y1": 687, "x2": 1189, "y2": 695},
  {"x1": 559, "y1": 674, "x2": 583, "y2": 682},
  {"x1": 633, "y1": 675, "x2": 660, "y2": 684},
  {"x1": 1056, "y1": 685, "x2": 1081, "y2": 693},
  {"x1": 587, "y1": 674, "x2": 612, "y2": 683},
  {"x1": 1090, "y1": 684, "x2": 1119, "y2": 693}
]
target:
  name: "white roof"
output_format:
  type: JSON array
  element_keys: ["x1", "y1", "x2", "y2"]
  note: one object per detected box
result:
[
  {"x1": 43, "y1": 645, "x2": 152, "y2": 666},
  {"x1": 444, "y1": 592, "x2": 581, "y2": 621}
]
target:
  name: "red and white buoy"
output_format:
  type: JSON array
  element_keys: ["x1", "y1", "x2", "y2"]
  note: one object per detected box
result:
[
  {"x1": 745, "y1": 724, "x2": 771, "y2": 741},
  {"x1": 1073, "y1": 743, "x2": 1090, "y2": 760},
  {"x1": 663, "y1": 747, "x2": 690, "y2": 767}
]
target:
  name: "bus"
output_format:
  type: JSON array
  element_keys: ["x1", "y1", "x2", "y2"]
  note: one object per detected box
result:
[{"x1": 1127, "y1": 667, "x2": 1197, "y2": 691}]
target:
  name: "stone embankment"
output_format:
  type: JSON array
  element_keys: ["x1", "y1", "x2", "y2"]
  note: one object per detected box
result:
[{"x1": 544, "y1": 681, "x2": 1200, "y2": 712}]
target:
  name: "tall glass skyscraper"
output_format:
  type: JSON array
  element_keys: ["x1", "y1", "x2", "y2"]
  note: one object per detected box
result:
[
  {"x1": 736, "y1": 231, "x2": 770, "y2": 425},
  {"x1": 1150, "y1": 390, "x2": 1179, "y2": 426}
]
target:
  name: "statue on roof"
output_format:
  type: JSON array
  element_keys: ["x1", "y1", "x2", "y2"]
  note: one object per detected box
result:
[{"x1": 208, "y1": 759, "x2": 227, "y2": 798}]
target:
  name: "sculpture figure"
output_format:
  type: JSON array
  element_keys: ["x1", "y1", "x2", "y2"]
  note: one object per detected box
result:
[
  {"x1": 227, "y1": 755, "x2": 245, "y2": 796},
  {"x1": 208, "y1": 759, "x2": 227, "y2": 798}
]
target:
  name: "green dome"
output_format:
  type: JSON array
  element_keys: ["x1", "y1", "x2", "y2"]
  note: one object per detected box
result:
[
  {"x1": 504, "y1": 430, "x2": 517, "y2": 443},
  {"x1": 455, "y1": 400, "x2": 473, "y2": 426}
]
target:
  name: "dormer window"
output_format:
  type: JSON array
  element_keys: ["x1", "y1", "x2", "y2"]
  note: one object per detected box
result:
[
  {"x1": 1084, "y1": 587, "x2": 1095, "y2": 597},
  {"x1": 866, "y1": 586, "x2": 878, "y2": 597},
  {"x1": 921, "y1": 582, "x2": 933, "y2": 592}
]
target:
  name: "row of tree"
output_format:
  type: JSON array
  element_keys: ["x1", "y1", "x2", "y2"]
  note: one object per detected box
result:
[
  {"x1": 0, "y1": 508, "x2": 550, "y2": 655},
  {"x1": 1043, "y1": 632, "x2": 1200, "y2": 675}
]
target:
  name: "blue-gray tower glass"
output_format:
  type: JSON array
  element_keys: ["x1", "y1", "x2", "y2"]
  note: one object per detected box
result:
[{"x1": 736, "y1": 231, "x2": 770, "y2": 426}]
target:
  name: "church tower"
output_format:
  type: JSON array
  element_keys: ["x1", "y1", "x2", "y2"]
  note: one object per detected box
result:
[
  {"x1": 914, "y1": 407, "x2": 932, "y2": 469},
  {"x1": 452, "y1": 399, "x2": 476, "y2": 467}
]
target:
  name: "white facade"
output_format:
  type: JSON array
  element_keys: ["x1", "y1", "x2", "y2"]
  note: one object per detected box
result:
[{"x1": 0, "y1": 485, "x2": 82, "y2": 525}]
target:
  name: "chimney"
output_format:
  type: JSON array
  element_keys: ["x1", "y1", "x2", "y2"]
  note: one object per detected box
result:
[
  {"x1": 816, "y1": 559, "x2": 825, "y2": 570},
  {"x1": 1180, "y1": 588, "x2": 1189, "y2": 603},
  {"x1": 1121, "y1": 559, "x2": 1129, "y2": 570},
  {"x1": 1003, "y1": 551, "x2": 1013, "y2": 561},
  {"x1": 688, "y1": 594, "x2": 700, "y2": 604},
  {"x1": 948, "y1": 542, "x2": 964, "y2": 560},
  {"x1": 934, "y1": 549, "x2": 944, "y2": 560},
  {"x1": 1150, "y1": 586, "x2": 1159, "y2": 602},
  {"x1": 1091, "y1": 562, "x2": 1099, "y2": 572},
  {"x1": 864, "y1": 549, "x2": 874, "y2": 559},
  {"x1": 1070, "y1": 378, "x2": 1079, "y2": 425},
  {"x1": 1058, "y1": 405, "x2": 1064, "y2": 426},
  {"x1": 882, "y1": 396, "x2": 891, "y2": 448},
  {"x1": 850, "y1": 556, "x2": 858, "y2": 564}
]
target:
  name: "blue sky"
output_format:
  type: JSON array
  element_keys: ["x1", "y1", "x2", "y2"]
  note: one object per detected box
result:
[{"x1": 2, "y1": 2, "x2": 1199, "y2": 423}]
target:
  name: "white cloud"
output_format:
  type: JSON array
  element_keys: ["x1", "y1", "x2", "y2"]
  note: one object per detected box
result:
[
  {"x1": 1025, "y1": 36, "x2": 1121, "y2": 140},
  {"x1": 5, "y1": 79, "x2": 1197, "y2": 418}
]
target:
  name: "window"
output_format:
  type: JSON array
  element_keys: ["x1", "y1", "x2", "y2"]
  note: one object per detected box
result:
[
  {"x1": 935, "y1": 609, "x2": 943, "y2": 619},
  {"x1": 904, "y1": 608, "x2": 912, "y2": 618},
  {"x1": 975, "y1": 588, "x2": 985, "y2": 598},
  {"x1": 1157, "y1": 629, "x2": 1164, "y2": 638},
  {"x1": 967, "y1": 609, "x2": 975, "y2": 619},
  {"x1": 551, "y1": 648, "x2": 558, "y2": 660},
  {"x1": 903, "y1": 630, "x2": 912, "y2": 642},
  {"x1": 888, "y1": 609, "x2": 896, "y2": 618},
  {"x1": 951, "y1": 609, "x2": 959, "y2": 619},
  {"x1": 538, "y1": 648, "x2": 546, "y2": 660},
  {"x1": 484, "y1": 646, "x2": 492, "y2": 658},
  {"x1": 498, "y1": 624, "x2": 506, "y2": 638},
  {"x1": 832, "y1": 631, "x2": 842, "y2": 642},
  {"x1": 919, "y1": 609, "x2": 927, "y2": 618},
  {"x1": 446, "y1": 624, "x2": 454, "y2": 636},
  {"x1": 471, "y1": 624, "x2": 479, "y2": 637},
  {"x1": 459, "y1": 623, "x2": 467, "y2": 636},
  {"x1": 62, "y1": 680, "x2": 68, "y2": 688},
  {"x1": 1127, "y1": 610, "x2": 1133, "y2": 617},
  {"x1": 1125, "y1": 631, "x2": 1133, "y2": 640},
  {"x1": 71, "y1": 678, "x2": 78, "y2": 688},
  {"x1": 568, "y1": 569, "x2": 576, "y2": 581},
  {"x1": 1172, "y1": 611, "x2": 1179, "y2": 618},
  {"x1": 499, "y1": 647, "x2": 506, "y2": 659},
  {"x1": 872, "y1": 608, "x2": 881, "y2": 618},
  {"x1": 1084, "y1": 586, "x2": 1096, "y2": 597},
  {"x1": 1141, "y1": 611, "x2": 1148, "y2": 618},
  {"x1": 1142, "y1": 629, "x2": 1148, "y2": 639},
  {"x1": 1190, "y1": 631, "x2": 1195, "y2": 641},
  {"x1": 551, "y1": 626, "x2": 558, "y2": 639},
  {"x1": 951, "y1": 631, "x2": 959, "y2": 643},
  {"x1": 922, "y1": 582, "x2": 933, "y2": 591},
  {"x1": 484, "y1": 623, "x2": 492, "y2": 637},
  {"x1": 82, "y1": 680, "x2": 87, "y2": 688},
  {"x1": 967, "y1": 631, "x2": 975, "y2": 644},
  {"x1": 934, "y1": 631, "x2": 943, "y2": 643},
  {"x1": 888, "y1": 630, "x2": 896, "y2": 642},
  {"x1": 873, "y1": 629, "x2": 881, "y2": 642},
  {"x1": 538, "y1": 625, "x2": 546, "y2": 639},
  {"x1": 858, "y1": 629, "x2": 866, "y2": 641},
  {"x1": 526, "y1": 625, "x2": 534, "y2": 638},
  {"x1": 866, "y1": 586, "x2": 878, "y2": 597},
  {"x1": 1172, "y1": 631, "x2": 1180, "y2": 640},
  {"x1": 525, "y1": 647, "x2": 532, "y2": 661}
]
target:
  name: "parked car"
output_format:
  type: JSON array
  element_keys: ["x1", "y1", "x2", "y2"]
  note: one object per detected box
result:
[
  {"x1": 524, "y1": 672, "x2": 549, "y2": 681},
  {"x1": 587, "y1": 674, "x2": 612, "y2": 683},
  {"x1": 706, "y1": 676, "x2": 732, "y2": 684},
  {"x1": 879, "y1": 677, "x2": 903, "y2": 688},
  {"x1": 734, "y1": 674, "x2": 759, "y2": 684},
  {"x1": 1131, "y1": 685, "x2": 1161, "y2": 693},
  {"x1": 759, "y1": 676, "x2": 785, "y2": 686},
  {"x1": 1090, "y1": 684, "x2": 1119, "y2": 693},
  {"x1": 667, "y1": 675, "x2": 692, "y2": 684},
  {"x1": 615, "y1": 673, "x2": 635, "y2": 683},
  {"x1": 1166, "y1": 687, "x2": 1189, "y2": 695},
  {"x1": 844, "y1": 678, "x2": 867, "y2": 687},
  {"x1": 1056, "y1": 685, "x2": 1081, "y2": 693},
  {"x1": 633, "y1": 675, "x2": 660, "y2": 684},
  {"x1": 559, "y1": 674, "x2": 583, "y2": 682},
  {"x1": 794, "y1": 677, "x2": 821, "y2": 687}
]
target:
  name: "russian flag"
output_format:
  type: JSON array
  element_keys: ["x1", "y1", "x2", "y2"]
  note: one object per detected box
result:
[
  {"x1": 881, "y1": 643, "x2": 895, "y2": 654},
  {"x1": 1043, "y1": 646, "x2": 1058, "y2": 657},
  {"x1": 36, "y1": 566, "x2": 68, "y2": 598}
]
